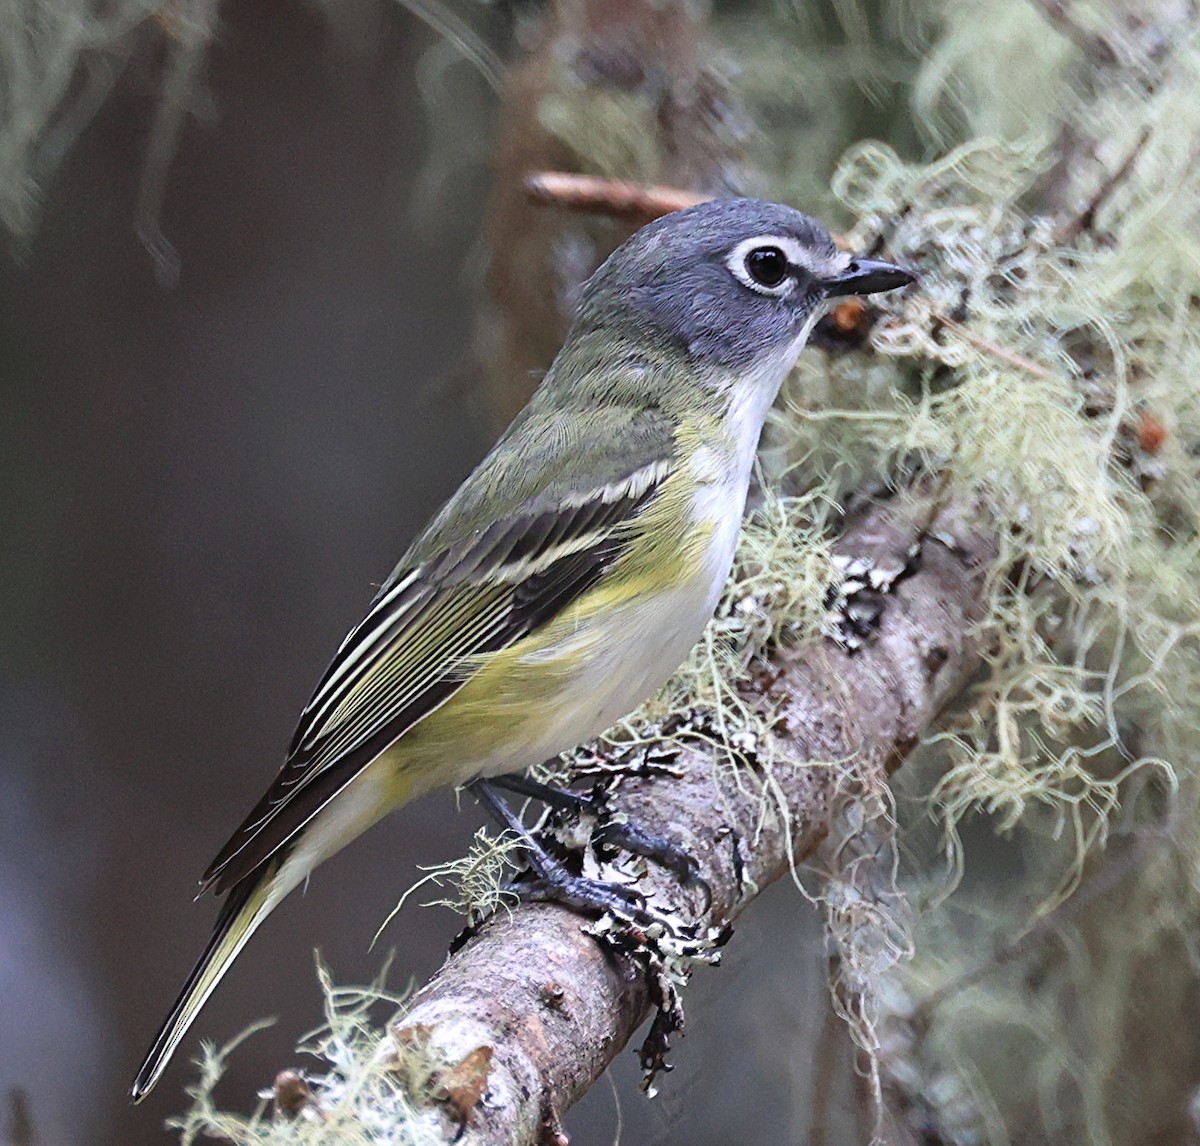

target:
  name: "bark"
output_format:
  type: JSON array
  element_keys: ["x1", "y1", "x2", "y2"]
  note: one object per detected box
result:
[
  {"x1": 368, "y1": 492, "x2": 996, "y2": 1145},
  {"x1": 476, "y1": 0, "x2": 747, "y2": 432}
]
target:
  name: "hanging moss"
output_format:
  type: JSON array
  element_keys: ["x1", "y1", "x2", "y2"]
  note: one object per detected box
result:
[
  {"x1": 19, "y1": 0, "x2": 1189, "y2": 1139},
  {"x1": 171, "y1": 962, "x2": 450, "y2": 1146},
  {"x1": 726, "y1": 3, "x2": 1200, "y2": 1141}
]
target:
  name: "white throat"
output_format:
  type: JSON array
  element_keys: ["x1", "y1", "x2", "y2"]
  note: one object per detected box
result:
[{"x1": 723, "y1": 308, "x2": 822, "y2": 474}]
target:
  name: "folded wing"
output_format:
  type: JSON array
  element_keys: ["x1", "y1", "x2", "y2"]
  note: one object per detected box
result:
[{"x1": 201, "y1": 438, "x2": 675, "y2": 894}]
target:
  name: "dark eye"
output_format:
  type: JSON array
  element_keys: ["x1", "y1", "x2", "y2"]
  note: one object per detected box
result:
[{"x1": 745, "y1": 246, "x2": 790, "y2": 289}]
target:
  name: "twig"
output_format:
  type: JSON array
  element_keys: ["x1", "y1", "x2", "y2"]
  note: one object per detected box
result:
[
  {"x1": 524, "y1": 172, "x2": 711, "y2": 221},
  {"x1": 1055, "y1": 125, "x2": 1152, "y2": 241},
  {"x1": 525, "y1": 171, "x2": 854, "y2": 246},
  {"x1": 936, "y1": 315, "x2": 1056, "y2": 380}
]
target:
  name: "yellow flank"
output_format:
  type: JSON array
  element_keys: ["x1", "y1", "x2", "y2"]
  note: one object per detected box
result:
[
  {"x1": 390, "y1": 568, "x2": 693, "y2": 787},
  {"x1": 383, "y1": 436, "x2": 724, "y2": 797}
]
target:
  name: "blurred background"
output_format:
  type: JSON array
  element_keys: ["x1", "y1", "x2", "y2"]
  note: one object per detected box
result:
[
  {"x1": 10, "y1": 0, "x2": 1198, "y2": 1142},
  {"x1": 0, "y1": 1, "x2": 843, "y2": 1142}
]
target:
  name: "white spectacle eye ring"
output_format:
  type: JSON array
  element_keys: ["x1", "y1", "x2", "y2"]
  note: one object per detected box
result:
[{"x1": 726, "y1": 234, "x2": 810, "y2": 297}]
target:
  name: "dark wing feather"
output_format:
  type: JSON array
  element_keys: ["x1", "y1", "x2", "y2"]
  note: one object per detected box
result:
[{"x1": 201, "y1": 462, "x2": 668, "y2": 894}]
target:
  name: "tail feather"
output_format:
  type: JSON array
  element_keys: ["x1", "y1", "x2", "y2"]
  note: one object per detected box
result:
[{"x1": 130, "y1": 867, "x2": 279, "y2": 1103}]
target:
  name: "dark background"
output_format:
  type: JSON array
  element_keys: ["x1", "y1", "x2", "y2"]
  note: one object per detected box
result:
[{"x1": 0, "y1": 3, "x2": 837, "y2": 1143}]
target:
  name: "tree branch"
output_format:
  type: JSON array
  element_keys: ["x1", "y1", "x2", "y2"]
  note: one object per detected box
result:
[
  {"x1": 524, "y1": 171, "x2": 710, "y2": 221},
  {"x1": 358, "y1": 493, "x2": 996, "y2": 1144}
]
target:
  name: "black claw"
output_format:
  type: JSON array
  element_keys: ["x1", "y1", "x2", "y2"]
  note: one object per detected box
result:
[{"x1": 592, "y1": 819, "x2": 711, "y2": 911}]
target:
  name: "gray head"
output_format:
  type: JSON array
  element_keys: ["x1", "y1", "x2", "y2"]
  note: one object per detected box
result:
[{"x1": 573, "y1": 198, "x2": 913, "y2": 371}]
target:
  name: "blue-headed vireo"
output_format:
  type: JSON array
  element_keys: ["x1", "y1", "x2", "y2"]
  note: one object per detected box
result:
[{"x1": 131, "y1": 197, "x2": 913, "y2": 1101}]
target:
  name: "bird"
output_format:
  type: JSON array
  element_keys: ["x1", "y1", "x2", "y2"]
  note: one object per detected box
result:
[{"x1": 130, "y1": 196, "x2": 913, "y2": 1101}]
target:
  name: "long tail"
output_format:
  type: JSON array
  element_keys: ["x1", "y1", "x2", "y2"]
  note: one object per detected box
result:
[{"x1": 130, "y1": 862, "x2": 284, "y2": 1102}]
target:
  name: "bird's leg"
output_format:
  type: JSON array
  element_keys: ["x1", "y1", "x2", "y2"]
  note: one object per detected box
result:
[
  {"x1": 486, "y1": 772, "x2": 709, "y2": 909},
  {"x1": 467, "y1": 779, "x2": 651, "y2": 919}
]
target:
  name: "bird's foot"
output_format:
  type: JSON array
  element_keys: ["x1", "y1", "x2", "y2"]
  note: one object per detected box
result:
[
  {"x1": 485, "y1": 772, "x2": 711, "y2": 911},
  {"x1": 467, "y1": 776, "x2": 730, "y2": 1095},
  {"x1": 591, "y1": 815, "x2": 709, "y2": 911},
  {"x1": 512, "y1": 869, "x2": 649, "y2": 919}
]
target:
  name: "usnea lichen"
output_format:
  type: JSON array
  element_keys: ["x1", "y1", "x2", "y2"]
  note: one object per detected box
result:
[
  {"x1": 172, "y1": 962, "x2": 449, "y2": 1146},
  {"x1": 12, "y1": 0, "x2": 1200, "y2": 1140},
  {"x1": 171, "y1": 1, "x2": 1200, "y2": 1138},
  {"x1": 733, "y1": 2, "x2": 1200, "y2": 1142},
  {"x1": 372, "y1": 827, "x2": 524, "y2": 948}
]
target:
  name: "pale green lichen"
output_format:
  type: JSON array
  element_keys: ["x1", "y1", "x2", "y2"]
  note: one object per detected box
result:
[
  {"x1": 735, "y1": 2, "x2": 1200, "y2": 1142},
  {"x1": 171, "y1": 961, "x2": 447, "y2": 1146},
  {"x1": 372, "y1": 827, "x2": 523, "y2": 947},
  {"x1": 13, "y1": 0, "x2": 1200, "y2": 1140}
]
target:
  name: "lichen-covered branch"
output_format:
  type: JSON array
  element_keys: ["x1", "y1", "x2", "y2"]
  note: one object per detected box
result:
[{"x1": 366, "y1": 493, "x2": 995, "y2": 1145}]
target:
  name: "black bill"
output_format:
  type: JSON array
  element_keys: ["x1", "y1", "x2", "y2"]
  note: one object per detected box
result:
[{"x1": 823, "y1": 257, "x2": 915, "y2": 298}]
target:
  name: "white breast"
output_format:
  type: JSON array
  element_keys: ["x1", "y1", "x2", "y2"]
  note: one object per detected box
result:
[
  {"x1": 551, "y1": 457, "x2": 750, "y2": 728},
  {"x1": 476, "y1": 341, "x2": 819, "y2": 777},
  {"x1": 497, "y1": 570, "x2": 718, "y2": 764}
]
